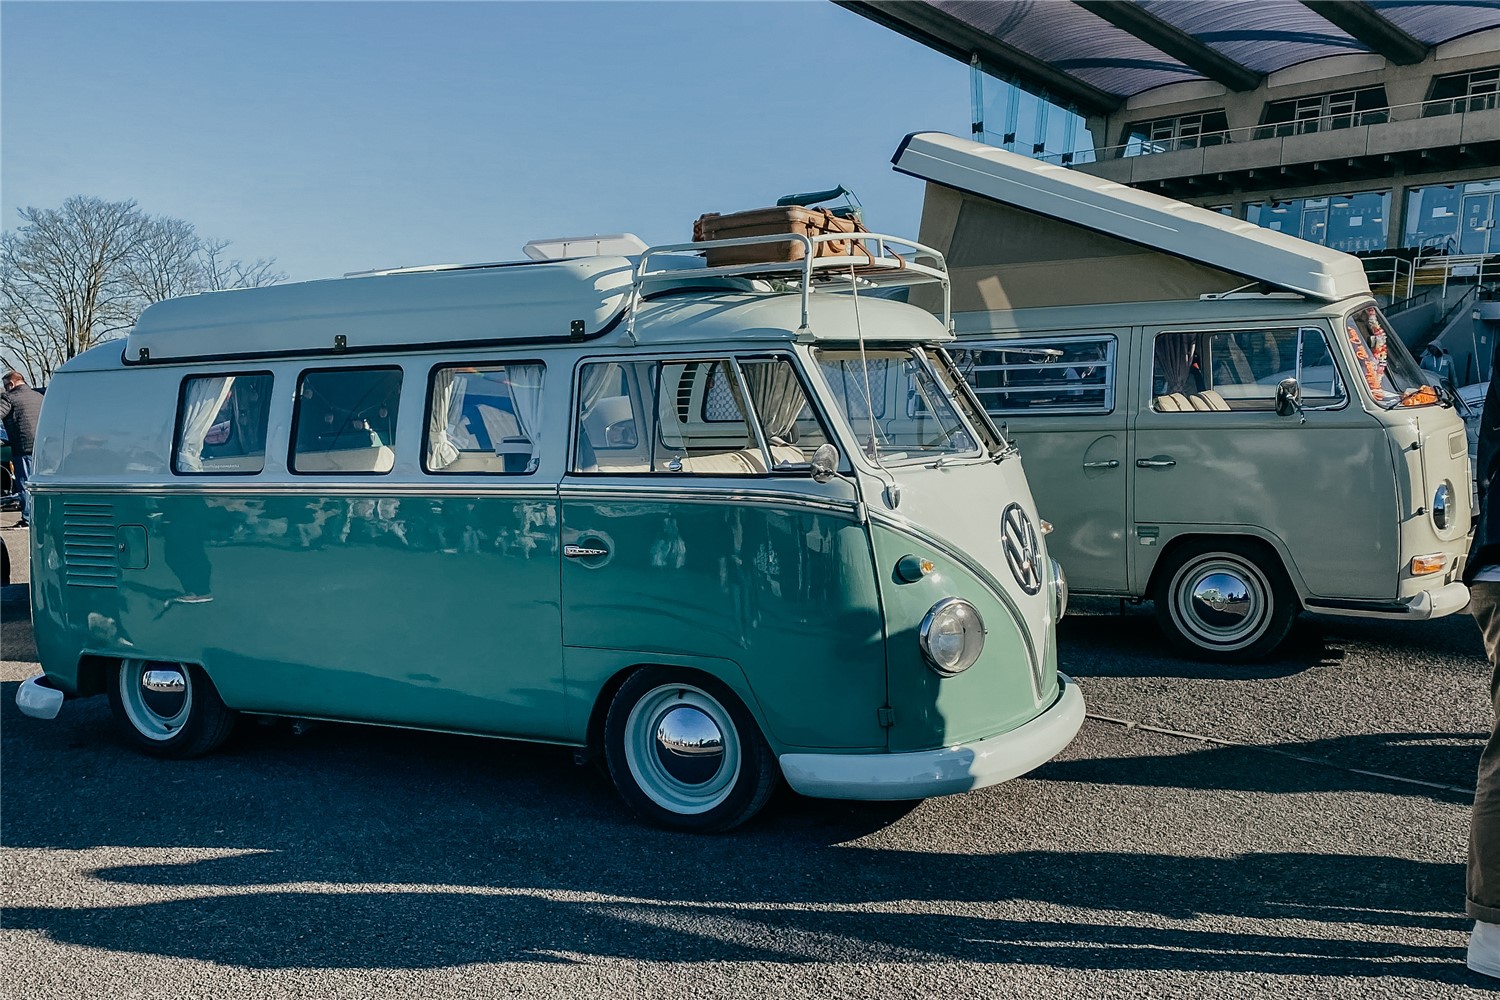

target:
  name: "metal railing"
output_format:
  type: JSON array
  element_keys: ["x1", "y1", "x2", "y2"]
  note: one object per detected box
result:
[
  {"x1": 628, "y1": 232, "x2": 951, "y2": 340},
  {"x1": 1037, "y1": 93, "x2": 1500, "y2": 166}
]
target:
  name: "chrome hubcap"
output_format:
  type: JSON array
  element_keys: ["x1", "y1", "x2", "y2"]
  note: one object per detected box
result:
[
  {"x1": 623, "y1": 684, "x2": 741, "y2": 815},
  {"x1": 1171, "y1": 556, "x2": 1272, "y2": 651},
  {"x1": 120, "y1": 660, "x2": 192, "y2": 740},
  {"x1": 654, "y1": 706, "x2": 725, "y2": 786}
]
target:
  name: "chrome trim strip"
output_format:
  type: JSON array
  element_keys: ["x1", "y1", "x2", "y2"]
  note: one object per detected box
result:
[
  {"x1": 559, "y1": 484, "x2": 861, "y2": 517},
  {"x1": 30, "y1": 481, "x2": 862, "y2": 516},
  {"x1": 867, "y1": 509, "x2": 1040, "y2": 683},
  {"x1": 30, "y1": 482, "x2": 561, "y2": 499}
]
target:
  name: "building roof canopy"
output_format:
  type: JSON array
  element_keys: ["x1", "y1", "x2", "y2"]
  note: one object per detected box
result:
[{"x1": 838, "y1": 0, "x2": 1500, "y2": 114}]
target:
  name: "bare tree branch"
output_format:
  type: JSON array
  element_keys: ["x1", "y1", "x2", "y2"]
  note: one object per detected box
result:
[{"x1": 1, "y1": 196, "x2": 285, "y2": 382}]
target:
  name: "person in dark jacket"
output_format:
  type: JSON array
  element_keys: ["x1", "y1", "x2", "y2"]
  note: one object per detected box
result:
[
  {"x1": 1466, "y1": 364, "x2": 1500, "y2": 979},
  {"x1": 0, "y1": 370, "x2": 43, "y2": 527}
]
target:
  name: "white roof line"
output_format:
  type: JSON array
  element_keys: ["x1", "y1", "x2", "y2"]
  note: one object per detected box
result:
[{"x1": 891, "y1": 132, "x2": 1371, "y2": 303}]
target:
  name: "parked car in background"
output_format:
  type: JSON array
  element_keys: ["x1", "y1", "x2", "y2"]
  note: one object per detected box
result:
[{"x1": 1459, "y1": 381, "x2": 1488, "y2": 467}]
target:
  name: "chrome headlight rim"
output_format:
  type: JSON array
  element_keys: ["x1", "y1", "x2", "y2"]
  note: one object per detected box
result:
[
  {"x1": 918, "y1": 597, "x2": 986, "y2": 677},
  {"x1": 1433, "y1": 481, "x2": 1453, "y2": 530}
]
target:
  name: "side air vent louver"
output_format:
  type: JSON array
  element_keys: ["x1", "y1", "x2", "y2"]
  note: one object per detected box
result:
[{"x1": 62, "y1": 502, "x2": 119, "y2": 589}]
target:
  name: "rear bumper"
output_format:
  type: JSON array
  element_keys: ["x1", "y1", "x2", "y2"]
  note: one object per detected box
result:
[
  {"x1": 1305, "y1": 581, "x2": 1470, "y2": 621},
  {"x1": 778, "y1": 675, "x2": 1085, "y2": 800},
  {"x1": 16, "y1": 675, "x2": 64, "y2": 720}
]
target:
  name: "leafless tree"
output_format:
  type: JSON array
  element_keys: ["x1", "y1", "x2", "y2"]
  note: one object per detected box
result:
[{"x1": 0, "y1": 197, "x2": 285, "y2": 383}]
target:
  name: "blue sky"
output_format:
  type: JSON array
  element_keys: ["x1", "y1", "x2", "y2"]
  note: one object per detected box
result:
[{"x1": 2, "y1": 1, "x2": 972, "y2": 282}]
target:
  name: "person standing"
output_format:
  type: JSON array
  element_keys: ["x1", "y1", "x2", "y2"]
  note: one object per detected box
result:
[
  {"x1": 0, "y1": 370, "x2": 43, "y2": 528},
  {"x1": 1467, "y1": 368, "x2": 1500, "y2": 979}
]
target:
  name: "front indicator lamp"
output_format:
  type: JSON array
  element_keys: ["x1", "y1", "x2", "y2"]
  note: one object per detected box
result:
[
  {"x1": 1411, "y1": 553, "x2": 1448, "y2": 576},
  {"x1": 919, "y1": 598, "x2": 986, "y2": 676},
  {"x1": 896, "y1": 554, "x2": 935, "y2": 583}
]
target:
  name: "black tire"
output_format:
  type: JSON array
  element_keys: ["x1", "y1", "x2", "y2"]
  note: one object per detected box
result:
[
  {"x1": 1151, "y1": 538, "x2": 1299, "y2": 662},
  {"x1": 603, "y1": 667, "x2": 778, "y2": 833},
  {"x1": 106, "y1": 659, "x2": 237, "y2": 758}
]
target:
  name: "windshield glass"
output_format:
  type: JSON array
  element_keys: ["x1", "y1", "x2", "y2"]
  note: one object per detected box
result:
[
  {"x1": 815, "y1": 348, "x2": 979, "y2": 465},
  {"x1": 1344, "y1": 304, "x2": 1439, "y2": 409}
]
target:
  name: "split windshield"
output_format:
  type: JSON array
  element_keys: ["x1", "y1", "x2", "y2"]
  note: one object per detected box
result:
[
  {"x1": 815, "y1": 348, "x2": 981, "y2": 465},
  {"x1": 1344, "y1": 303, "x2": 1439, "y2": 409}
]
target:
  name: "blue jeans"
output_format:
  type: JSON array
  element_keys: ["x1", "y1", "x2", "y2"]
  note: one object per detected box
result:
[{"x1": 13, "y1": 453, "x2": 32, "y2": 523}]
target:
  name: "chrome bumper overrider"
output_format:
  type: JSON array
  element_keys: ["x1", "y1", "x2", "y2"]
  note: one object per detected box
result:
[
  {"x1": 778, "y1": 675, "x2": 1085, "y2": 800},
  {"x1": 16, "y1": 675, "x2": 64, "y2": 721}
]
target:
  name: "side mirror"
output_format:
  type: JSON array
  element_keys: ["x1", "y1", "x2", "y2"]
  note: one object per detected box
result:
[
  {"x1": 810, "y1": 443, "x2": 841, "y2": 484},
  {"x1": 1275, "y1": 377, "x2": 1303, "y2": 417}
]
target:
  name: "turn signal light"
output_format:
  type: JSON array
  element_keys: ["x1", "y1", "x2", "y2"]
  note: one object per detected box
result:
[{"x1": 1410, "y1": 554, "x2": 1448, "y2": 576}]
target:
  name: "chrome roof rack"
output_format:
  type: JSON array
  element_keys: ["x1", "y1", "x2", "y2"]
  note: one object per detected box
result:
[{"x1": 627, "y1": 231, "x2": 950, "y2": 341}]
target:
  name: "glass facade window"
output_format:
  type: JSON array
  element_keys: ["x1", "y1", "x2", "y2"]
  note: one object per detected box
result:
[
  {"x1": 1427, "y1": 68, "x2": 1500, "y2": 116},
  {"x1": 971, "y1": 64, "x2": 1094, "y2": 163},
  {"x1": 1246, "y1": 191, "x2": 1390, "y2": 253},
  {"x1": 1121, "y1": 111, "x2": 1229, "y2": 157},
  {"x1": 1403, "y1": 179, "x2": 1500, "y2": 254},
  {"x1": 1261, "y1": 87, "x2": 1388, "y2": 136}
]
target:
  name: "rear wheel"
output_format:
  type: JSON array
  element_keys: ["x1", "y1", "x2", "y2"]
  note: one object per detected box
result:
[
  {"x1": 603, "y1": 668, "x2": 778, "y2": 832},
  {"x1": 107, "y1": 659, "x2": 237, "y2": 758},
  {"x1": 1152, "y1": 540, "x2": 1298, "y2": 661}
]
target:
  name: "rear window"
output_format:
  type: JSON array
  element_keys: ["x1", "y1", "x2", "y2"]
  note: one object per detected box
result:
[{"x1": 173, "y1": 373, "x2": 273, "y2": 475}]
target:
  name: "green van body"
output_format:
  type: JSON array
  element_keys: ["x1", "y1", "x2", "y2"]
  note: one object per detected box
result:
[{"x1": 19, "y1": 250, "x2": 1082, "y2": 818}]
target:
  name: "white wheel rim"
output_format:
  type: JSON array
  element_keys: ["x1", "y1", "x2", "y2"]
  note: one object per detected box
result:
[
  {"x1": 1168, "y1": 554, "x2": 1274, "y2": 652},
  {"x1": 622, "y1": 683, "x2": 741, "y2": 816},
  {"x1": 118, "y1": 659, "x2": 193, "y2": 741}
]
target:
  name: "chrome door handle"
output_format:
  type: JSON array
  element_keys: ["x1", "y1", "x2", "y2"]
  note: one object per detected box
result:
[
  {"x1": 1136, "y1": 457, "x2": 1176, "y2": 468},
  {"x1": 1083, "y1": 460, "x2": 1120, "y2": 469},
  {"x1": 564, "y1": 544, "x2": 610, "y2": 558}
]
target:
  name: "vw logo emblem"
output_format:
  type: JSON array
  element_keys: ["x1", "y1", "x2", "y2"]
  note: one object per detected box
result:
[{"x1": 1001, "y1": 504, "x2": 1042, "y2": 595}]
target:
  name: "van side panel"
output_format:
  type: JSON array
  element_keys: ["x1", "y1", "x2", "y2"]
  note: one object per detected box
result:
[
  {"x1": 34, "y1": 490, "x2": 569, "y2": 739},
  {"x1": 559, "y1": 487, "x2": 887, "y2": 752}
]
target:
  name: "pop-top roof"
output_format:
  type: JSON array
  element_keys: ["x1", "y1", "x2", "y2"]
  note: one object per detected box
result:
[
  {"x1": 839, "y1": 1, "x2": 1500, "y2": 115},
  {"x1": 893, "y1": 131, "x2": 1371, "y2": 302},
  {"x1": 127, "y1": 256, "x2": 637, "y2": 364}
]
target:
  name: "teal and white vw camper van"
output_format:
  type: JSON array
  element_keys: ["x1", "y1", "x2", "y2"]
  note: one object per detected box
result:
[
  {"x1": 894, "y1": 132, "x2": 1472, "y2": 661},
  {"x1": 15, "y1": 231, "x2": 1082, "y2": 831}
]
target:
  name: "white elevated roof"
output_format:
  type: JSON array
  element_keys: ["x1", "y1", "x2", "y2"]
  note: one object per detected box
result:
[
  {"x1": 127, "y1": 256, "x2": 637, "y2": 364},
  {"x1": 892, "y1": 131, "x2": 1370, "y2": 303}
]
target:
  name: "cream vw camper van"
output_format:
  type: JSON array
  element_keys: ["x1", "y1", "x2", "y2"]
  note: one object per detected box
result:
[
  {"x1": 16, "y1": 230, "x2": 1081, "y2": 831},
  {"x1": 894, "y1": 132, "x2": 1471, "y2": 660}
]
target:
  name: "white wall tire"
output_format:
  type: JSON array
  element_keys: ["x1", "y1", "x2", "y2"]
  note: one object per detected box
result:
[
  {"x1": 106, "y1": 659, "x2": 237, "y2": 758},
  {"x1": 1152, "y1": 540, "x2": 1298, "y2": 662},
  {"x1": 604, "y1": 668, "x2": 778, "y2": 832}
]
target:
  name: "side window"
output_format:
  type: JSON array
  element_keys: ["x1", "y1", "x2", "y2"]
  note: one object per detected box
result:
[
  {"x1": 574, "y1": 357, "x2": 830, "y2": 475},
  {"x1": 426, "y1": 363, "x2": 544, "y2": 474},
  {"x1": 174, "y1": 372, "x2": 273, "y2": 474},
  {"x1": 1151, "y1": 328, "x2": 1345, "y2": 412},
  {"x1": 292, "y1": 367, "x2": 403, "y2": 474},
  {"x1": 951, "y1": 337, "x2": 1117, "y2": 416}
]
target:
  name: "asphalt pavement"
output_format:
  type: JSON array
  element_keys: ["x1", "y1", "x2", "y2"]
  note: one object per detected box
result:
[{"x1": 2, "y1": 509, "x2": 1497, "y2": 998}]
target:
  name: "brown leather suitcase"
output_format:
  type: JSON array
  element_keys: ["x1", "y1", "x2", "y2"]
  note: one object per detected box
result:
[{"x1": 693, "y1": 206, "x2": 869, "y2": 267}]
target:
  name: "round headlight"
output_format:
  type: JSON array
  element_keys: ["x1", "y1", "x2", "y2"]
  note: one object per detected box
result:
[
  {"x1": 919, "y1": 598, "x2": 985, "y2": 676},
  {"x1": 1434, "y1": 482, "x2": 1453, "y2": 530}
]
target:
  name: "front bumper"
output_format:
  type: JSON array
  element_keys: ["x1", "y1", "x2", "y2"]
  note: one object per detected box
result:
[
  {"x1": 16, "y1": 675, "x2": 64, "y2": 720},
  {"x1": 1305, "y1": 581, "x2": 1470, "y2": 621},
  {"x1": 778, "y1": 674, "x2": 1085, "y2": 800}
]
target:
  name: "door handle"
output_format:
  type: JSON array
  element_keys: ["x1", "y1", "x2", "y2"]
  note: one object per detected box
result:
[
  {"x1": 564, "y1": 543, "x2": 610, "y2": 559},
  {"x1": 1083, "y1": 460, "x2": 1120, "y2": 469},
  {"x1": 1136, "y1": 457, "x2": 1176, "y2": 468}
]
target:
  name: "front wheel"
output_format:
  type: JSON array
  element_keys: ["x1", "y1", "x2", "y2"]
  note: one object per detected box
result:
[
  {"x1": 107, "y1": 659, "x2": 237, "y2": 758},
  {"x1": 603, "y1": 668, "x2": 778, "y2": 832},
  {"x1": 1152, "y1": 540, "x2": 1298, "y2": 661}
]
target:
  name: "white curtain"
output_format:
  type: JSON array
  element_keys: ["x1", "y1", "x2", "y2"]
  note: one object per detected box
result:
[
  {"x1": 578, "y1": 362, "x2": 618, "y2": 410},
  {"x1": 428, "y1": 369, "x2": 463, "y2": 469},
  {"x1": 177, "y1": 376, "x2": 234, "y2": 472},
  {"x1": 743, "y1": 360, "x2": 807, "y2": 440},
  {"x1": 506, "y1": 365, "x2": 545, "y2": 472}
]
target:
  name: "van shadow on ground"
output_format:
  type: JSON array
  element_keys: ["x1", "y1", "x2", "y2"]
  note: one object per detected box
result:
[
  {"x1": 1057, "y1": 596, "x2": 1485, "y2": 680},
  {"x1": 0, "y1": 678, "x2": 1483, "y2": 982}
]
